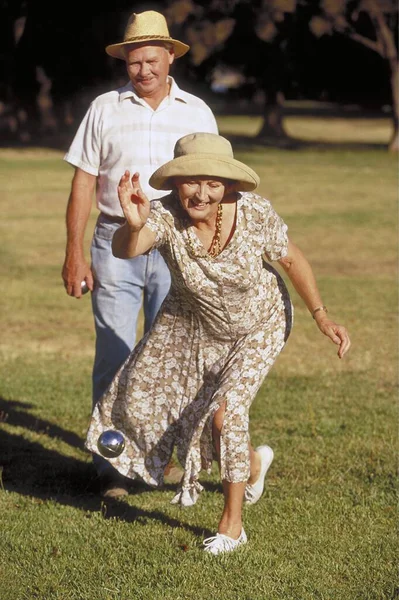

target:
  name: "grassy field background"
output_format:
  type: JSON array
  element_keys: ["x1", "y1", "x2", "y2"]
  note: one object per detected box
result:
[{"x1": 0, "y1": 113, "x2": 397, "y2": 599}]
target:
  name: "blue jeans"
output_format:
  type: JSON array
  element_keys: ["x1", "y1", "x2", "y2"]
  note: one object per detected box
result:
[{"x1": 90, "y1": 213, "x2": 171, "y2": 475}]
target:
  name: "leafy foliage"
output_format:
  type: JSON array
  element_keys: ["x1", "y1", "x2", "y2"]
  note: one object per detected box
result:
[{"x1": 0, "y1": 0, "x2": 397, "y2": 147}]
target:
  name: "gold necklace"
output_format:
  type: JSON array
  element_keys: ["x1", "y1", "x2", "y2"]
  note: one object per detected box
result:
[
  {"x1": 208, "y1": 203, "x2": 223, "y2": 257},
  {"x1": 186, "y1": 203, "x2": 223, "y2": 258}
]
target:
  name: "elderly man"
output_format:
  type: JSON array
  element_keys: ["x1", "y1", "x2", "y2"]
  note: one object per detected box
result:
[{"x1": 62, "y1": 10, "x2": 218, "y2": 497}]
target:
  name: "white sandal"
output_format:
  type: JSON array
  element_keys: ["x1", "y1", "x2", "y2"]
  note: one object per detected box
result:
[
  {"x1": 244, "y1": 445, "x2": 274, "y2": 505},
  {"x1": 203, "y1": 529, "x2": 247, "y2": 555}
]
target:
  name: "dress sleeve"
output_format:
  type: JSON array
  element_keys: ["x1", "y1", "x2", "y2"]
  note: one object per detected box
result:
[
  {"x1": 144, "y1": 201, "x2": 171, "y2": 248},
  {"x1": 263, "y1": 200, "x2": 289, "y2": 262}
]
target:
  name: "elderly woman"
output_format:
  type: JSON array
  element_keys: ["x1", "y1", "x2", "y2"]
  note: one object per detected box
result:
[{"x1": 85, "y1": 133, "x2": 350, "y2": 555}]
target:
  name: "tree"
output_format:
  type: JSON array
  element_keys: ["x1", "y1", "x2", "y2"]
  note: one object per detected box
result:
[
  {"x1": 166, "y1": 0, "x2": 298, "y2": 143},
  {"x1": 0, "y1": 0, "x2": 30, "y2": 140},
  {"x1": 310, "y1": 0, "x2": 399, "y2": 151},
  {"x1": 167, "y1": 0, "x2": 398, "y2": 149},
  {"x1": 1, "y1": 0, "x2": 396, "y2": 149}
]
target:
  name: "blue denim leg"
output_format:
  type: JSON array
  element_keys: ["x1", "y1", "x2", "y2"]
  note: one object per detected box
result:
[
  {"x1": 90, "y1": 214, "x2": 171, "y2": 475},
  {"x1": 142, "y1": 245, "x2": 172, "y2": 335}
]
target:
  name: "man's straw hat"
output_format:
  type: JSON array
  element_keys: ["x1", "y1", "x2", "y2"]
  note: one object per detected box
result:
[
  {"x1": 105, "y1": 10, "x2": 190, "y2": 60},
  {"x1": 149, "y1": 133, "x2": 260, "y2": 192}
]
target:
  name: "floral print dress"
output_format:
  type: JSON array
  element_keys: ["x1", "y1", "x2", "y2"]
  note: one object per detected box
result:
[{"x1": 85, "y1": 191, "x2": 293, "y2": 506}]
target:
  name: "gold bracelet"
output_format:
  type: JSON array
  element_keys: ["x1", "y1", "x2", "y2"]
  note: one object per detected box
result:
[{"x1": 312, "y1": 305, "x2": 328, "y2": 319}]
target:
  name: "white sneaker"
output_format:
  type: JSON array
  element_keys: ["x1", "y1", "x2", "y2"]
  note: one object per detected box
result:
[
  {"x1": 244, "y1": 445, "x2": 274, "y2": 505},
  {"x1": 203, "y1": 529, "x2": 247, "y2": 555}
]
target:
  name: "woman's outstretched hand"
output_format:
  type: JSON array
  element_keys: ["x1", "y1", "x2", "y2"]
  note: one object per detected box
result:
[
  {"x1": 118, "y1": 170, "x2": 150, "y2": 231},
  {"x1": 315, "y1": 315, "x2": 351, "y2": 359}
]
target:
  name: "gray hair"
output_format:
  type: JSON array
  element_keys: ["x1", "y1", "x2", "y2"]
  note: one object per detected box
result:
[{"x1": 123, "y1": 41, "x2": 174, "y2": 58}]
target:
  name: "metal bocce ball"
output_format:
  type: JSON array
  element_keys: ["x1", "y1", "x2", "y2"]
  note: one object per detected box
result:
[
  {"x1": 81, "y1": 280, "x2": 90, "y2": 294},
  {"x1": 97, "y1": 430, "x2": 125, "y2": 458}
]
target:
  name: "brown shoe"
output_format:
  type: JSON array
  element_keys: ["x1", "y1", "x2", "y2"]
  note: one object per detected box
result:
[{"x1": 100, "y1": 475, "x2": 129, "y2": 499}]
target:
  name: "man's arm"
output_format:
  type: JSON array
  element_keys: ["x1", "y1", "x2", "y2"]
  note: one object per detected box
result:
[{"x1": 61, "y1": 167, "x2": 96, "y2": 298}]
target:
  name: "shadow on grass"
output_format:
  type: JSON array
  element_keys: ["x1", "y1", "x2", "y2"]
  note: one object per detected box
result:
[
  {"x1": 0, "y1": 396, "x2": 85, "y2": 450},
  {"x1": 0, "y1": 107, "x2": 390, "y2": 155},
  {"x1": 0, "y1": 398, "x2": 218, "y2": 539},
  {"x1": 1, "y1": 133, "x2": 390, "y2": 154},
  {"x1": 221, "y1": 133, "x2": 389, "y2": 152}
]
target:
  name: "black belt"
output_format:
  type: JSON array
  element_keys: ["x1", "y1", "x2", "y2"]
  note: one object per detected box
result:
[{"x1": 101, "y1": 213, "x2": 126, "y2": 224}]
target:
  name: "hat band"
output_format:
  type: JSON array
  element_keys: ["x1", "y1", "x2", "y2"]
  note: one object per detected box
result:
[{"x1": 125, "y1": 35, "x2": 173, "y2": 42}]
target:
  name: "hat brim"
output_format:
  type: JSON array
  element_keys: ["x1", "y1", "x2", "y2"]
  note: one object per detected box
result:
[
  {"x1": 105, "y1": 38, "x2": 189, "y2": 60},
  {"x1": 149, "y1": 154, "x2": 260, "y2": 192}
]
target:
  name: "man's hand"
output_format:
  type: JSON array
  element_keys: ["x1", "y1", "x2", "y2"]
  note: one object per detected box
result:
[{"x1": 62, "y1": 254, "x2": 94, "y2": 298}]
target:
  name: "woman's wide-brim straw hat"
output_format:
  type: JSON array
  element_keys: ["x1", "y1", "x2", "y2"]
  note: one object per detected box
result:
[
  {"x1": 149, "y1": 133, "x2": 260, "y2": 192},
  {"x1": 105, "y1": 10, "x2": 190, "y2": 60}
]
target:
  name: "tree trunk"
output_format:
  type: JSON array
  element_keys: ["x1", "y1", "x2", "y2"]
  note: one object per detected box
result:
[
  {"x1": 367, "y1": 0, "x2": 399, "y2": 151},
  {"x1": 388, "y1": 58, "x2": 399, "y2": 152},
  {"x1": 257, "y1": 90, "x2": 288, "y2": 139}
]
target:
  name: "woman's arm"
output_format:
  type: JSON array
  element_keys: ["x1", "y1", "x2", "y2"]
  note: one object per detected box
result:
[
  {"x1": 278, "y1": 239, "x2": 351, "y2": 358},
  {"x1": 112, "y1": 170, "x2": 156, "y2": 259}
]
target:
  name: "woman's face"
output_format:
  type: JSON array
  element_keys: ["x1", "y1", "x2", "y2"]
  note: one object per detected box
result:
[{"x1": 175, "y1": 177, "x2": 233, "y2": 221}]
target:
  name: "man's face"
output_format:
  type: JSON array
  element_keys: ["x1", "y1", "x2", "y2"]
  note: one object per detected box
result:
[{"x1": 125, "y1": 43, "x2": 174, "y2": 99}]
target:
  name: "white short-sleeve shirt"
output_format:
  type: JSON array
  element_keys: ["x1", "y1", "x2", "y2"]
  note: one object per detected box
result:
[{"x1": 64, "y1": 77, "x2": 218, "y2": 216}]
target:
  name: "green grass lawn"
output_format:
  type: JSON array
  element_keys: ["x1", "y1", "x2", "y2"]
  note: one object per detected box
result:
[{"x1": 0, "y1": 114, "x2": 397, "y2": 599}]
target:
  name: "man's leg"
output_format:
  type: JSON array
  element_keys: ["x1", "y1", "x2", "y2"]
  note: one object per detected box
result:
[
  {"x1": 90, "y1": 216, "x2": 148, "y2": 492},
  {"x1": 91, "y1": 217, "x2": 147, "y2": 404},
  {"x1": 142, "y1": 249, "x2": 171, "y2": 334}
]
